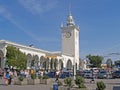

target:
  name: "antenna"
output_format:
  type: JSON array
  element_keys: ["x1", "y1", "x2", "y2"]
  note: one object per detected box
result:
[{"x1": 69, "y1": 3, "x2": 71, "y2": 15}]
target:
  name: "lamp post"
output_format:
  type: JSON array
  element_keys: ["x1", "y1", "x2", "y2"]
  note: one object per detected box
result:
[
  {"x1": 73, "y1": 64, "x2": 76, "y2": 80},
  {"x1": 72, "y1": 55, "x2": 76, "y2": 80},
  {"x1": 72, "y1": 55, "x2": 77, "y2": 87}
]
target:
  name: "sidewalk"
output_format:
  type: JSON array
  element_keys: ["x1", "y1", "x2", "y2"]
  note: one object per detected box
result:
[
  {"x1": 1, "y1": 78, "x2": 120, "y2": 90},
  {"x1": 0, "y1": 78, "x2": 54, "y2": 90},
  {"x1": 0, "y1": 84, "x2": 51, "y2": 90}
]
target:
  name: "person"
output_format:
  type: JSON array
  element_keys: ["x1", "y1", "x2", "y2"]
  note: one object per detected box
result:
[
  {"x1": 41, "y1": 70, "x2": 43, "y2": 77},
  {"x1": 55, "y1": 70, "x2": 59, "y2": 82},
  {"x1": 90, "y1": 69, "x2": 95, "y2": 83},
  {"x1": 4, "y1": 72, "x2": 10, "y2": 85},
  {"x1": 24, "y1": 69, "x2": 29, "y2": 78},
  {"x1": 30, "y1": 69, "x2": 34, "y2": 75},
  {"x1": 0, "y1": 69, "x2": 3, "y2": 79},
  {"x1": 20, "y1": 70, "x2": 25, "y2": 77},
  {"x1": 8, "y1": 70, "x2": 13, "y2": 85},
  {"x1": 13, "y1": 70, "x2": 17, "y2": 77}
]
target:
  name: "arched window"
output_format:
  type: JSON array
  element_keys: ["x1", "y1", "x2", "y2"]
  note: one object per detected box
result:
[{"x1": 66, "y1": 59, "x2": 72, "y2": 70}]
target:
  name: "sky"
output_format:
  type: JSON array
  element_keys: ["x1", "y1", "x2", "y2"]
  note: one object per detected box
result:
[{"x1": 0, "y1": 0, "x2": 120, "y2": 62}]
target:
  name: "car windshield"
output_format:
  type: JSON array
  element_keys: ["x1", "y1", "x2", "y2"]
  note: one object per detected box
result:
[
  {"x1": 99, "y1": 71, "x2": 106, "y2": 74},
  {"x1": 85, "y1": 71, "x2": 92, "y2": 73}
]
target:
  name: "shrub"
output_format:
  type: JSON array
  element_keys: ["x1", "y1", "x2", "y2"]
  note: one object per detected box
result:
[
  {"x1": 38, "y1": 76, "x2": 43, "y2": 79},
  {"x1": 78, "y1": 83, "x2": 86, "y2": 88},
  {"x1": 64, "y1": 77, "x2": 73, "y2": 87},
  {"x1": 31, "y1": 74, "x2": 37, "y2": 79},
  {"x1": 18, "y1": 76, "x2": 24, "y2": 81},
  {"x1": 57, "y1": 80, "x2": 63, "y2": 86},
  {"x1": 75, "y1": 76, "x2": 86, "y2": 88},
  {"x1": 75, "y1": 76, "x2": 85, "y2": 84},
  {"x1": 42, "y1": 76, "x2": 49, "y2": 79},
  {"x1": 96, "y1": 81, "x2": 106, "y2": 90}
]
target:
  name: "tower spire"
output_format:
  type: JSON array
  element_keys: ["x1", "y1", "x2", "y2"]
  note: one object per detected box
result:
[{"x1": 66, "y1": 3, "x2": 75, "y2": 26}]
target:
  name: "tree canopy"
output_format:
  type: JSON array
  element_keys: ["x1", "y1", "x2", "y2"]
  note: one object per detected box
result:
[
  {"x1": 114, "y1": 60, "x2": 120, "y2": 68},
  {"x1": 86, "y1": 54, "x2": 103, "y2": 68},
  {"x1": 6, "y1": 46, "x2": 27, "y2": 70},
  {"x1": 106, "y1": 58, "x2": 113, "y2": 68}
]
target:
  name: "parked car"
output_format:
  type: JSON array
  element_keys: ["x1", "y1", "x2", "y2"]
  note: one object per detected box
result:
[
  {"x1": 84, "y1": 70, "x2": 93, "y2": 79},
  {"x1": 76, "y1": 70, "x2": 84, "y2": 77},
  {"x1": 59, "y1": 71, "x2": 73, "y2": 78},
  {"x1": 97, "y1": 70, "x2": 112, "y2": 79},
  {"x1": 47, "y1": 71, "x2": 56, "y2": 78},
  {"x1": 112, "y1": 70, "x2": 120, "y2": 78}
]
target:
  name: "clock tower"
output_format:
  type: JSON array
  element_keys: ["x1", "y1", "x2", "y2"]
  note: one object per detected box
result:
[{"x1": 61, "y1": 13, "x2": 79, "y2": 69}]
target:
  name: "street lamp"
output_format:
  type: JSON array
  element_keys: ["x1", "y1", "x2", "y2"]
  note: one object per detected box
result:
[
  {"x1": 73, "y1": 64, "x2": 76, "y2": 80},
  {"x1": 72, "y1": 55, "x2": 77, "y2": 87},
  {"x1": 73, "y1": 55, "x2": 76, "y2": 80}
]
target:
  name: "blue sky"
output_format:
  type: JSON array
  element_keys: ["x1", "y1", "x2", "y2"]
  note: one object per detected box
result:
[{"x1": 0, "y1": 0, "x2": 120, "y2": 61}]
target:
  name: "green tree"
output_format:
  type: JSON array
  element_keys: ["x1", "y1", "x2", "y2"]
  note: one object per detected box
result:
[
  {"x1": 114, "y1": 60, "x2": 120, "y2": 67},
  {"x1": 106, "y1": 58, "x2": 113, "y2": 68},
  {"x1": 86, "y1": 54, "x2": 103, "y2": 68},
  {"x1": 6, "y1": 46, "x2": 27, "y2": 70}
]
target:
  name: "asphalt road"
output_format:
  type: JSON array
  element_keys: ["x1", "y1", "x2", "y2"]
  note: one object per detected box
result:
[
  {"x1": 0, "y1": 78, "x2": 120, "y2": 90},
  {"x1": 85, "y1": 79, "x2": 120, "y2": 90}
]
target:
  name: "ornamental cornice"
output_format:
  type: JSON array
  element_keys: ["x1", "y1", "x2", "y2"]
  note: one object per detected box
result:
[
  {"x1": 61, "y1": 25, "x2": 79, "y2": 31},
  {"x1": 0, "y1": 40, "x2": 61, "y2": 55}
]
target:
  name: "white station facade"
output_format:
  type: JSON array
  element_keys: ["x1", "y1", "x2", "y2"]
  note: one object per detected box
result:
[{"x1": 0, "y1": 13, "x2": 80, "y2": 70}]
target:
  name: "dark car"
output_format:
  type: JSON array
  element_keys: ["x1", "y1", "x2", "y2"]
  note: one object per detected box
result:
[
  {"x1": 113, "y1": 70, "x2": 120, "y2": 78},
  {"x1": 97, "y1": 70, "x2": 111, "y2": 79},
  {"x1": 76, "y1": 70, "x2": 84, "y2": 77},
  {"x1": 59, "y1": 71, "x2": 73, "y2": 78},
  {"x1": 47, "y1": 71, "x2": 56, "y2": 78}
]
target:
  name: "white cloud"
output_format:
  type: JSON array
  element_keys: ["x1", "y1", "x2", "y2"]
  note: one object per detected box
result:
[{"x1": 18, "y1": 0, "x2": 58, "y2": 15}]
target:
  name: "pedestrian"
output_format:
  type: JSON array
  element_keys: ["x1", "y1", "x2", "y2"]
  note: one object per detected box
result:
[
  {"x1": 4, "y1": 72, "x2": 10, "y2": 85},
  {"x1": 41, "y1": 70, "x2": 43, "y2": 77},
  {"x1": 90, "y1": 69, "x2": 95, "y2": 83},
  {"x1": 8, "y1": 70, "x2": 13, "y2": 85},
  {"x1": 55, "y1": 70, "x2": 59, "y2": 82}
]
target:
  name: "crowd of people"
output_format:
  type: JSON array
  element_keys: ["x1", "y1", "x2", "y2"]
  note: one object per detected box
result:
[
  {"x1": 0, "y1": 67, "x2": 62, "y2": 85},
  {"x1": 0, "y1": 67, "x2": 44, "y2": 85},
  {"x1": 0, "y1": 67, "x2": 18, "y2": 85}
]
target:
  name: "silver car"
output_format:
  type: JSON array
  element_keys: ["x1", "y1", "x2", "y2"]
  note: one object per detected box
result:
[
  {"x1": 97, "y1": 70, "x2": 112, "y2": 79},
  {"x1": 84, "y1": 70, "x2": 93, "y2": 79}
]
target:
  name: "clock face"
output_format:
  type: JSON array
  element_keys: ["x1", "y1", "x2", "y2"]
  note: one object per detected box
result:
[{"x1": 65, "y1": 32, "x2": 71, "y2": 38}]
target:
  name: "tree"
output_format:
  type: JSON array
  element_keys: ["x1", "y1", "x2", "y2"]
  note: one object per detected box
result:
[
  {"x1": 114, "y1": 60, "x2": 120, "y2": 68},
  {"x1": 86, "y1": 54, "x2": 103, "y2": 68},
  {"x1": 106, "y1": 58, "x2": 113, "y2": 68},
  {"x1": 6, "y1": 46, "x2": 27, "y2": 70}
]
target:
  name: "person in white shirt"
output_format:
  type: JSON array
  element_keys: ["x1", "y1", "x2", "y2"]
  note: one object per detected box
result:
[{"x1": 55, "y1": 70, "x2": 59, "y2": 82}]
